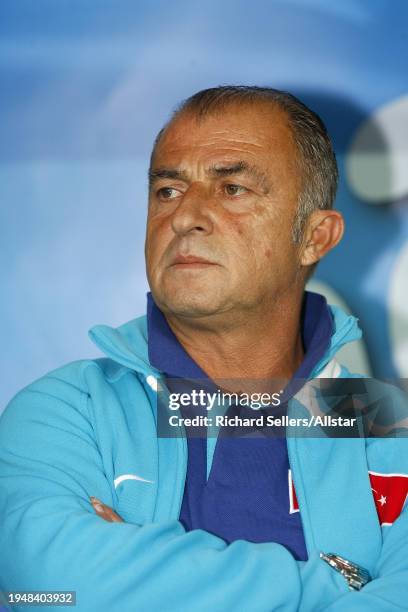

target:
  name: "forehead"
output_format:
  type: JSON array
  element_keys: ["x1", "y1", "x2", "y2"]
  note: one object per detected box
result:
[{"x1": 153, "y1": 103, "x2": 297, "y2": 169}]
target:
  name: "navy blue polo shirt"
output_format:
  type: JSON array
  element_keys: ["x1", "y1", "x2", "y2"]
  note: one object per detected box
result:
[{"x1": 147, "y1": 291, "x2": 333, "y2": 561}]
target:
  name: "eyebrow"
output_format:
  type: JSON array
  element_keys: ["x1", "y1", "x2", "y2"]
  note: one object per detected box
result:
[
  {"x1": 148, "y1": 168, "x2": 189, "y2": 185},
  {"x1": 149, "y1": 160, "x2": 271, "y2": 193},
  {"x1": 209, "y1": 161, "x2": 270, "y2": 192}
]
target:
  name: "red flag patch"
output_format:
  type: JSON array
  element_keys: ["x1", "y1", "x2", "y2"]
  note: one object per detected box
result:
[
  {"x1": 369, "y1": 471, "x2": 408, "y2": 525},
  {"x1": 288, "y1": 470, "x2": 299, "y2": 514},
  {"x1": 289, "y1": 469, "x2": 408, "y2": 525}
]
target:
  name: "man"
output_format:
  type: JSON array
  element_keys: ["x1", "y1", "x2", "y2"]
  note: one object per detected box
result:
[{"x1": 0, "y1": 86, "x2": 407, "y2": 611}]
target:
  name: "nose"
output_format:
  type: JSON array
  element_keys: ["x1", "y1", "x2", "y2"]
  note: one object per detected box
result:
[{"x1": 171, "y1": 184, "x2": 214, "y2": 237}]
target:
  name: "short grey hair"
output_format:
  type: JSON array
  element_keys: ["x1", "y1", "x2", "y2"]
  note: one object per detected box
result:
[{"x1": 151, "y1": 85, "x2": 338, "y2": 245}]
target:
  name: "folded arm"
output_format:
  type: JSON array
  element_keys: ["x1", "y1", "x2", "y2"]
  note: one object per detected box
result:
[
  {"x1": 2, "y1": 377, "x2": 390, "y2": 612},
  {"x1": 0, "y1": 382, "x2": 305, "y2": 611}
]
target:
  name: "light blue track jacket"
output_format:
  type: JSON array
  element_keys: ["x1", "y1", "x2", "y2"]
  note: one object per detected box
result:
[{"x1": 1, "y1": 305, "x2": 408, "y2": 611}]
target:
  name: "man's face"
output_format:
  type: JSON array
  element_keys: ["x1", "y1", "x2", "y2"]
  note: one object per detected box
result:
[{"x1": 145, "y1": 102, "x2": 304, "y2": 321}]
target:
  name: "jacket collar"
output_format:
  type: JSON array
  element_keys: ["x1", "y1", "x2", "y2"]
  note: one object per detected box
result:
[
  {"x1": 88, "y1": 292, "x2": 362, "y2": 379},
  {"x1": 147, "y1": 290, "x2": 335, "y2": 380}
]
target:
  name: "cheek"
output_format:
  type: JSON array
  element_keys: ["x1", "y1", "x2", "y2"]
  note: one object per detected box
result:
[
  {"x1": 147, "y1": 218, "x2": 169, "y2": 252},
  {"x1": 255, "y1": 221, "x2": 299, "y2": 276},
  {"x1": 264, "y1": 248, "x2": 272, "y2": 260},
  {"x1": 227, "y1": 216, "x2": 269, "y2": 266}
]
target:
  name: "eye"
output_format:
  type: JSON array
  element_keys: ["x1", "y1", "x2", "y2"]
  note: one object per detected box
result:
[
  {"x1": 156, "y1": 187, "x2": 181, "y2": 200},
  {"x1": 224, "y1": 184, "x2": 248, "y2": 196}
]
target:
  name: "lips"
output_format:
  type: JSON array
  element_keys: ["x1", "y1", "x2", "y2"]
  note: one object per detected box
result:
[{"x1": 170, "y1": 254, "x2": 216, "y2": 266}]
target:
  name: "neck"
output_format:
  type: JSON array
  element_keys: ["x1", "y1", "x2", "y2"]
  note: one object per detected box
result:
[{"x1": 164, "y1": 289, "x2": 305, "y2": 392}]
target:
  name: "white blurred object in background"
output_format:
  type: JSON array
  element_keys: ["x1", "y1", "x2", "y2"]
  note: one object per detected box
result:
[{"x1": 346, "y1": 94, "x2": 408, "y2": 203}]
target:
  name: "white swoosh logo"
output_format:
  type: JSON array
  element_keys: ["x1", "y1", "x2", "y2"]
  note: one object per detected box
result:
[{"x1": 114, "y1": 473, "x2": 154, "y2": 488}]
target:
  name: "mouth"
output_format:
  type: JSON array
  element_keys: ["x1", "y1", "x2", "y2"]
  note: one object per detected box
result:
[{"x1": 170, "y1": 255, "x2": 218, "y2": 268}]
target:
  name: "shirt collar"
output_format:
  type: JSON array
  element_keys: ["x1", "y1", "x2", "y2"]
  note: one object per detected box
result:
[
  {"x1": 147, "y1": 292, "x2": 207, "y2": 379},
  {"x1": 147, "y1": 290, "x2": 333, "y2": 380}
]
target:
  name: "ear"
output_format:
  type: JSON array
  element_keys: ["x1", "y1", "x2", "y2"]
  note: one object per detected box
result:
[{"x1": 300, "y1": 210, "x2": 345, "y2": 267}]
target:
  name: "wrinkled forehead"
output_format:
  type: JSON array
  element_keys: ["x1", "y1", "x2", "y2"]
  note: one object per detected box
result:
[{"x1": 151, "y1": 102, "x2": 297, "y2": 168}]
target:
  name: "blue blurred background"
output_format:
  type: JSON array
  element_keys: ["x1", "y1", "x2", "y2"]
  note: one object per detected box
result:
[{"x1": 1, "y1": 0, "x2": 408, "y2": 410}]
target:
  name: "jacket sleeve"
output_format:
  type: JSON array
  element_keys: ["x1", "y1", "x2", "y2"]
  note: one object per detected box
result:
[
  {"x1": 0, "y1": 376, "x2": 346, "y2": 612},
  {"x1": 314, "y1": 504, "x2": 408, "y2": 611}
]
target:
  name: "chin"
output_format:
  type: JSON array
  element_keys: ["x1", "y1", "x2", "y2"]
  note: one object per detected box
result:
[
  {"x1": 155, "y1": 286, "x2": 227, "y2": 319},
  {"x1": 165, "y1": 298, "x2": 221, "y2": 318}
]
